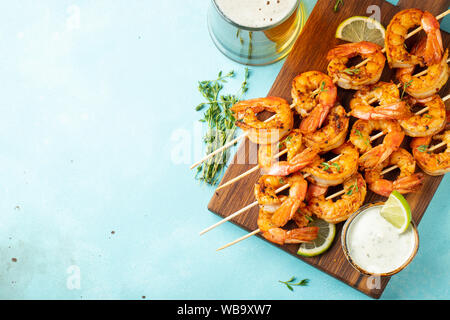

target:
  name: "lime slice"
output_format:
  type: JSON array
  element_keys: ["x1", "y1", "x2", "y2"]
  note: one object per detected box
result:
[
  {"x1": 297, "y1": 218, "x2": 335, "y2": 257},
  {"x1": 380, "y1": 191, "x2": 412, "y2": 233},
  {"x1": 336, "y1": 16, "x2": 385, "y2": 46}
]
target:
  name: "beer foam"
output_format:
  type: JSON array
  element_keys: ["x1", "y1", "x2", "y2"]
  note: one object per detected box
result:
[{"x1": 215, "y1": 0, "x2": 297, "y2": 28}]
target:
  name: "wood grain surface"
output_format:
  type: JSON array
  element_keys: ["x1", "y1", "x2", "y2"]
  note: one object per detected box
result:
[{"x1": 208, "y1": 0, "x2": 450, "y2": 299}]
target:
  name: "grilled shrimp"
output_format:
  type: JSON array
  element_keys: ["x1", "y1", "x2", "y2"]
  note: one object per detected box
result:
[
  {"x1": 304, "y1": 173, "x2": 367, "y2": 224},
  {"x1": 327, "y1": 41, "x2": 385, "y2": 90},
  {"x1": 303, "y1": 104, "x2": 349, "y2": 153},
  {"x1": 349, "y1": 82, "x2": 411, "y2": 120},
  {"x1": 411, "y1": 130, "x2": 450, "y2": 176},
  {"x1": 291, "y1": 71, "x2": 338, "y2": 133},
  {"x1": 365, "y1": 148, "x2": 424, "y2": 197},
  {"x1": 303, "y1": 142, "x2": 359, "y2": 187},
  {"x1": 255, "y1": 174, "x2": 319, "y2": 245},
  {"x1": 262, "y1": 130, "x2": 320, "y2": 176},
  {"x1": 399, "y1": 95, "x2": 446, "y2": 137},
  {"x1": 385, "y1": 9, "x2": 443, "y2": 68},
  {"x1": 231, "y1": 97, "x2": 294, "y2": 144},
  {"x1": 396, "y1": 40, "x2": 449, "y2": 99},
  {"x1": 349, "y1": 119, "x2": 405, "y2": 169}
]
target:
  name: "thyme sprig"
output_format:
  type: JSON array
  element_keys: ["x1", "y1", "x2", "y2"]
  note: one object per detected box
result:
[
  {"x1": 279, "y1": 277, "x2": 309, "y2": 291},
  {"x1": 195, "y1": 68, "x2": 250, "y2": 185}
]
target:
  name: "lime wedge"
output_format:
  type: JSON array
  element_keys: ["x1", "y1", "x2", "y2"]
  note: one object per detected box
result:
[
  {"x1": 297, "y1": 218, "x2": 335, "y2": 257},
  {"x1": 336, "y1": 16, "x2": 385, "y2": 46},
  {"x1": 380, "y1": 191, "x2": 412, "y2": 233}
]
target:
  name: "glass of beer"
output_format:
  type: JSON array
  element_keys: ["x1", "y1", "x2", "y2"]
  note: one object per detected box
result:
[{"x1": 208, "y1": 0, "x2": 305, "y2": 66}]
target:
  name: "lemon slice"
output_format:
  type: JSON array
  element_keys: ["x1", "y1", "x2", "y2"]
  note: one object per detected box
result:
[
  {"x1": 380, "y1": 191, "x2": 412, "y2": 233},
  {"x1": 336, "y1": 16, "x2": 385, "y2": 46},
  {"x1": 297, "y1": 218, "x2": 335, "y2": 257}
]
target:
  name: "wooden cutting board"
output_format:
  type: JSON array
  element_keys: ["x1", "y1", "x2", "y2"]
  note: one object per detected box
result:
[{"x1": 208, "y1": 0, "x2": 450, "y2": 299}]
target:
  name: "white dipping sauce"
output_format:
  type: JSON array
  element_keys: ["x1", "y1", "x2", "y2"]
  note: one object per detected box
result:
[
  {"x1": 346, "y1": 206, "x2": 417, "y2": 274},
  {"x1": 215, "y1": 0, "x2": 297, "y2": 28}
]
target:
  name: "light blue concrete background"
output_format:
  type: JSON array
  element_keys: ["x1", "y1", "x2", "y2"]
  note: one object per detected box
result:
[{"x1": 0, "y1": 0, "x2": 448, "y2": 300}]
